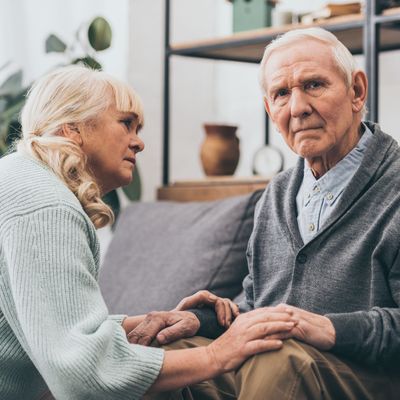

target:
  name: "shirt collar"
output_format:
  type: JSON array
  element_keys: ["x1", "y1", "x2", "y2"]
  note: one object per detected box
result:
[{"x1": 302, "y1": 123, "x2": 373, "y2": 206}]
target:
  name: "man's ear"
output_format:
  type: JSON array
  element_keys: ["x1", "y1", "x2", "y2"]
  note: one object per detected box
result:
[
  {"x1": 350, "y1": 70, "x2": 368, "y2": 114},
  {"x1": 263, "y1": 96, "x2": 273, "y2": 122},
  {"x1": 61, "y1": 124, "x2": 83, "y2": 146}
]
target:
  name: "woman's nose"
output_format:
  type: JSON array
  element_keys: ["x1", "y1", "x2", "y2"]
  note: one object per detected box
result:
[{"x1": 130, "y1": 134, "x2": 145, "y2": 153}]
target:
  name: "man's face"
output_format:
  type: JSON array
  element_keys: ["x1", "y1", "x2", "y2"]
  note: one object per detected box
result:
[{"x1": 263, "y1": 39, "x2": 359, "y2": 162}]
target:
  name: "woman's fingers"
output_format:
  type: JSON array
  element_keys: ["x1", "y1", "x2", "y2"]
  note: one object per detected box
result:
[
  {"x1": 230, "y1": 301, "x2": 240, "y2": 318},
  {"x1": 244, "y1": 338, "x2": 283, "y2": 356},
  {"x1": 174, "y1": 290, "x2": 215, "y2": 311},
  {"x1": 174, "y1": 291, "x2": 240, "y2": 328},
  {"x1": 248, "y1": 320, "x2": 296, "y2": 339}
]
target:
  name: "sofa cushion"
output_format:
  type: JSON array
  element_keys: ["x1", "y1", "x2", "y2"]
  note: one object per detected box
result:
[{"x1": 99, "y1": 190, "x2": 263, "y2": 315}]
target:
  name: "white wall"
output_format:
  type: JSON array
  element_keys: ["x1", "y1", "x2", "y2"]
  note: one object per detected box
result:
[{"x1": 0, "y1": 0, "x2": 130, "y2": 82}]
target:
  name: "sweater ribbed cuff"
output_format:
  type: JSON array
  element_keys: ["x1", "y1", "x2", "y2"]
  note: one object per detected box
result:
[
  {"x1": 108, "y1": 314, "x2": 128, "y2": 325},
  {"x1": 325, "y1": 311, "x2": 366, "y2": 357},
  {"x1": 189, "y1": 308, "x2": 225, "y2": 339}
]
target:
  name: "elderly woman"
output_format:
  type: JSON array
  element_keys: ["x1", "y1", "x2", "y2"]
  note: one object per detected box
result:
[{"x1": 0, "y1": 66, "x2": 295, "y2": 399}]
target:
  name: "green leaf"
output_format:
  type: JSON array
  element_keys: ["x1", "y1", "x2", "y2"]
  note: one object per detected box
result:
[
  {"x1": 0, "y1": 70, "x2": 22, "y2": 97},
  {"x1": 0, "y1": 98, "x2": 6, "y2": 113},
  {"x1": 45, "y1": 34, "x2": 67, "y2": 53},
  {"x1": 72, "y1": 57, "x2": 102, "y2": 70},
  {"x1": 102, "y1": 189, "x2": 120, "y2": 225},
  {"x1": 122, "y1": 165, "x2": 142, "y2": 201},
  {"x1": 0, "y1": 95, "x2": 25, "y2": 123},
  {"x1": 88, "y1": 17, "x2": 112, "y2": 51},
  {"x1": 6, "y1": 120, "x2": 22, "y2": 147},
  {"x1": 0, "y1": 139, "x2": 8, "y2": 156}
]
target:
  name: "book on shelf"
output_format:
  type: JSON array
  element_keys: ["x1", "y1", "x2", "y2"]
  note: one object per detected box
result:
[{"x1": 301, "y1": 2, "x2": 362, "y2": 24}]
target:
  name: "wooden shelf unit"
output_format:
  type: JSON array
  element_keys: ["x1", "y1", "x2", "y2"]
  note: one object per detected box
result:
[
  {"x1": 170, "y1": 9, "x2": 400, "y2": 62},
  {"x1": 162, "y1": 2, "x2": 400, "y2": 185}
]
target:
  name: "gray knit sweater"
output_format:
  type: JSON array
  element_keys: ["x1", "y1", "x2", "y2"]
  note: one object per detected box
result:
[
  {"x1": 0, "y1": 153, "x2": 164, "y2": 399},
  {"x1": 196, "y1": 122, "x2": 400, "y2": 367}
]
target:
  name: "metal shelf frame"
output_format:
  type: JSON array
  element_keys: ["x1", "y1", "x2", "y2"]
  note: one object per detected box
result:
[{"x1": 162, "y1": 0, "x2": 400, "y2": 185}]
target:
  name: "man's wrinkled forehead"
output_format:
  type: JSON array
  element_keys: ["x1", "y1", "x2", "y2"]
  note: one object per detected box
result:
[{"x1": 264, "y1": 40, "x2": 339, "y2": 85}]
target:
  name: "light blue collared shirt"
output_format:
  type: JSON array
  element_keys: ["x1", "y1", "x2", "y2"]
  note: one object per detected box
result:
[{"x1": 296, "y1": 124, "x2": 373, "y2": 244}]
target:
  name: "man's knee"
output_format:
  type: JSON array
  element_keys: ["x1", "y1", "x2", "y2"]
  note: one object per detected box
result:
[
  {"x1": 161, "y1": 336, "x2": 213, "y2": 351},
  {"x1": 236, "y1": 339, "x2": 321, "y2": 400}
]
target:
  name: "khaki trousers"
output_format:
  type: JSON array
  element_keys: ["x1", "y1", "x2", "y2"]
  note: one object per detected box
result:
[{"x1": 145, "y1": 337, "x2": 399, "y2": 400}]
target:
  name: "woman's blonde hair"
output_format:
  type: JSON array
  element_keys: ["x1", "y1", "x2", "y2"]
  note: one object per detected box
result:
[{"x1": 17, "y1": 65, "x2": 144, "y2": 229}]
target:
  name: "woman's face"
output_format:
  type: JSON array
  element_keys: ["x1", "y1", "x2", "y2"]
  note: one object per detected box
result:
[{"x1": 81, "y1": 103, "x2": 144, "y2": 194}]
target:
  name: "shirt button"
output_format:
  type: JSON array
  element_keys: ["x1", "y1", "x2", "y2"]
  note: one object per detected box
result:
[
  {"x1": 308, "y1": 223, "x2": 315, "y2": 232},
  {"x1": 297, "y1": 253, "x2": 307, "y2": 264},
  {"x1": 326, "y1": 192, "x2": 333, "y2": 200},
  {"x1": 313, "y1": 186, "x2": 320, "y2": 193}
]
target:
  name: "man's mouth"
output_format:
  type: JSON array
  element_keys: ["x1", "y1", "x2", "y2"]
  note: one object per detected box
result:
[{"x1": 293, "y1": 126, "x2": 323, "y2": 134}]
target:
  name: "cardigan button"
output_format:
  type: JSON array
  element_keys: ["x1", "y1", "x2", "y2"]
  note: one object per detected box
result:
[{"x1": 297, "y1": 253, "x2": 308, "y2": 264}]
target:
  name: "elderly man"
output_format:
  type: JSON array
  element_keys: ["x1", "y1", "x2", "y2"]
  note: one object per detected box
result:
[{"x1": 136, "y1": 27, "x2": 400, "y2": 399}]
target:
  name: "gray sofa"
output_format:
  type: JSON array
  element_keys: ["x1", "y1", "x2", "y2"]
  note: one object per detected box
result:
[{"x1": 99, "y1": 190, "x2": 263, "y2": 315}]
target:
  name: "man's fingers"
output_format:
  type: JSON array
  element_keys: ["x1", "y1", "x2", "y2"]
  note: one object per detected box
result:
[
  {"x1": 127, "y1": 312, "x2": 168, "y2": 345},
  {"x1": 156, "y1": 319, "x2": 195, "y2": 345},
  {"x1": 128, "y1": 326, "x2": 156, "y2": 346}
]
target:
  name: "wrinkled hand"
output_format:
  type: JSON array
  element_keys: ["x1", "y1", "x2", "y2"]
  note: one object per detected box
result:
[
  {"x1": 174, "y1": 290, "x2": 240, "y2": 328},
  {"x1": 207, "y1": 307, "x2": 297, "y2": 373},
  {"x1": 275, "y1": 304, "x2": 336, "y2": 350},
  {"x1": 127, "y1": 310, "x2": 200, "y2": 346}
]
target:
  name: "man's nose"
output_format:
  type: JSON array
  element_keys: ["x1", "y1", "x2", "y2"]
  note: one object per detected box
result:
[{"x1": 289, "y1": 88, "x2": 312, "y2": 118}]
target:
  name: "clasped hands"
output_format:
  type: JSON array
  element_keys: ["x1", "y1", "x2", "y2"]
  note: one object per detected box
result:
[{"x1": 126, "y1": 291, "x2": 335, "y2": 351}]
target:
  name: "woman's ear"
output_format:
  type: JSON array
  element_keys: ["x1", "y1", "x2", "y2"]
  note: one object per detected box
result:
[
  {"x1": 61, "y1": 124, "x2": 83, "y2": 146},
  {"x1": 351, "y1": 70, "x2": 368, "y2": 114}
]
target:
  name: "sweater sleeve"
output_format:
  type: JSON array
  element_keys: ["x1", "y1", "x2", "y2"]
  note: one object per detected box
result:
[
  {"x1": 326, "y1": 251, "x2": 400, "y2": 367},
  {"x1": 1, "y1": 206, "x2": 164, "y2": 400}
]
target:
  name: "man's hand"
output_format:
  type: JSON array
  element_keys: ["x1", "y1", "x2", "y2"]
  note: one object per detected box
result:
[
  {"x1": 275, "y1": 304, "x2": 336, "y2": 350},
  {"x1": 174, "y1": 290, "x2": 240, "y2": 328},
  {"x1": 127, "y1": 310, "x2": 200, "y2": 346}
]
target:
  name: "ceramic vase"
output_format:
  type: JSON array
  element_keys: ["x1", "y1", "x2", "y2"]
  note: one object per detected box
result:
[{"x1": 200, "y1": 123, "x2": 240, "y2": 176}]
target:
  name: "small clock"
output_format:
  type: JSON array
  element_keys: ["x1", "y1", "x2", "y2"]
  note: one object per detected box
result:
[{"x1": 252, "y1": 145, "x2": 284, "y2": 176}]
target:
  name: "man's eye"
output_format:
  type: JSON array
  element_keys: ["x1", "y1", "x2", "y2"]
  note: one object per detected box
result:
[
  {"x1": 276, "y1": 89, "x2": 289, "y2": 98},
  {"x1": 305, "y1": 81, "x2": 323, "y2": 90}
]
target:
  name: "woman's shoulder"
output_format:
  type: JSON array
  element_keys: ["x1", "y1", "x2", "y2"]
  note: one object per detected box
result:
[{"x1": 0, "y1": 152, "x2": 84, "y2": 220}]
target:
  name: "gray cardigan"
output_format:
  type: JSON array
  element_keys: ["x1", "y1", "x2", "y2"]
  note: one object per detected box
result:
[{"x1": 195, "y1": 122, "x2": 400, "y2": 367}]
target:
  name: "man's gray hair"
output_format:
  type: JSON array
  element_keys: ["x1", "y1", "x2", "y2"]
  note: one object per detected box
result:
[{"x1": 259, "y1": 27, "x2": 357, "y2": 94}]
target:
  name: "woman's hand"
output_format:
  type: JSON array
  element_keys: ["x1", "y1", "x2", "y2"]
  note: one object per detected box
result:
[
  {"x1": 207, "y1": 307, "x2": 297, "y2": 373},
  {"x1": 174, "y1": 290, "x2": 240, "y2": 328},
  {"x1": 149, "y1": 306, "x2": 297, "y2": 393}
]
